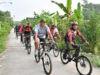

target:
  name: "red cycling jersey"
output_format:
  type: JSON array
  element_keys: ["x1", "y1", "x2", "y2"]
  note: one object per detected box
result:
[
  {"x1": 19, "y1": 26, "x2": 24, "y2": 33},
  {"x1": 65, "y1": 28, "x2": 86, "y2": 43}
]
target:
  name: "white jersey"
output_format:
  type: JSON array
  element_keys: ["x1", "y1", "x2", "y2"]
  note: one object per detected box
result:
[
  {"x1": 34, "y1": 24, "x2": 49, "y2": 38},
  {"x1": 53, "y1": 28, "x2": 58, "y2": 36}
]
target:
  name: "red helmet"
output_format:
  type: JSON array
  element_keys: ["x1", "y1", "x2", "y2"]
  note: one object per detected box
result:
[{"x1": 72, "y1": 22, "x2": 78, "y2": 26}]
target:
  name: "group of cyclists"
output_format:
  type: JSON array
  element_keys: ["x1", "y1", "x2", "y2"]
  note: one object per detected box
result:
[
  {"x1": 14, "y1": 19, "x2": 89, "y2": 58},
  {"x1": 14, "y1": 19, "x2": 92, "y2": 75}
]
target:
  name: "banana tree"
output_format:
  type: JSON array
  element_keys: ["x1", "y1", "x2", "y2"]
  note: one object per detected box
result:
[
  {"x1": 73, "y1": 2, "x2": 83, "y2": 22},
  {"x1": 51, "y1": 0, "x2": 72, "y2": 17},
  {"x1": 51, "y1": 11, "x2": 60, "y2": 25}
]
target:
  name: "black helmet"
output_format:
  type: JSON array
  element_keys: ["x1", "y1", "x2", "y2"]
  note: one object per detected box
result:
[
  {"x1": 40, "y1": 19, "x2": 46, "y2": 23},
  {"x1": 52, "y1": 24, "x2": 56, "y2": 28}
]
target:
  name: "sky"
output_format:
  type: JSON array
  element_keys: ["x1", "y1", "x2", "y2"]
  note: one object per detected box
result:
[{"x1": 0, "y1": 0, "x2": 99, "y2": 21}]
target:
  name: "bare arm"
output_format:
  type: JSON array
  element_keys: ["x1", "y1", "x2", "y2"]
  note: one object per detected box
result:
[{"x1": 47, "y1": 30, "x2": 54, "y2": 40}]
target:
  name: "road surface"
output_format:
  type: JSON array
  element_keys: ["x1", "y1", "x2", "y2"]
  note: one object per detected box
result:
[{"x1": 0, "y1": 29, "x2": 100, "y2": 75}]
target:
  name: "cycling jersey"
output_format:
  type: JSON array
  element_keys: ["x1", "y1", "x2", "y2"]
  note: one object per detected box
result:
[
  {"x1": 34, "y1": 24, "x2": 49, "y2": 39},
  {"x1": 24, "y1": 26, "x2": 32, "y2": 36},
  {"x1": 15, "y1": 26, "x2": 20, "y2": 32},
  {"x1": 25, "y1": 26, "x2": 32, "y2": 32},
  {"x1": 65, "y1": 28, "x2": 86, "y2": 43},
  {"x1": 50, "y1": 27, "x2": 58, "y2": 36},
  {"x1": 19, "y1": 26, "x2": 24, "y2": 33}
]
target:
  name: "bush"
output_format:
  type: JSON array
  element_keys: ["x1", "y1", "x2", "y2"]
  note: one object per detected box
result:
[
  {"x1": 88, "y1": 55, "x2": 100, "y2": 67},
  {"x1": 0, "y1": 21, "x2": 12, "y2": 53}
]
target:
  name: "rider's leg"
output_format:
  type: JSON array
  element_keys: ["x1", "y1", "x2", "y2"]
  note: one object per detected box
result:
[
  {"x1": 35, "y1": 37, "x2": 40, "y2": 50},
  {"x1": 66, "y1": 42, "x2": 71, "y2": 52},
  {"x1": 63, "y1": 42, "x2": 70, "y2": 59},
  {"x1": 20, "y1": 33, "x2": 23, "y2": 42},
  {"x1": 74, "y1": 47, "x2": 80, "y2": 58}
]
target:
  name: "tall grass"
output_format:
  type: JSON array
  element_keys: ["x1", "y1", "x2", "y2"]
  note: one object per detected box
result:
[{"x1": 0, "y1": 22, "x2": 12, "y2": 53}]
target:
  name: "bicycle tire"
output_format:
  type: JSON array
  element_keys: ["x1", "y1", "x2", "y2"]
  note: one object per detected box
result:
[
  {"x1": 76, "y1": 55, "x2": 92, "y2": 75},
  {"x1": 27, "y1": 46, "x2": 31, "y2": 54},
  {"x1": 53, "y1": 45, "x2": 59, "y2": 57},
  {"x1": 34, "y1": 49, "x2": 40, "y2": 63},
  {"x1": 60, "y1": 49, "x2": 70, "y2": 64},
  {"x1": 42, "y1": 53, "x2": 52, "y2": 75}
]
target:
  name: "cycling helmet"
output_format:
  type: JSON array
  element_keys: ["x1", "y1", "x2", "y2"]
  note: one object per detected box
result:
[
  {"x1": 52, "y1": 24, "x2": 56, "y2": 28},
  {"x1": 72, "y1": 21, "x2": 78, "y2": 26}
]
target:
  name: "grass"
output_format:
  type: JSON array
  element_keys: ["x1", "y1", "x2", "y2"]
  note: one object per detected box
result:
[
  {"x1": 0, "y1": 28, "x2": 11, "y2": 53},
  {"x1": 0, "y1": 34, "x2": 7, "y2": 53},
  {"x1": 87, "y1": 55, "x2": 100, "y2": 67}
]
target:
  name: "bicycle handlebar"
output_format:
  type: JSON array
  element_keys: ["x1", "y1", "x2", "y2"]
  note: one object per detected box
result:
[{"x1": 73, "y1": 43, "x2": 88, "y2": 47}]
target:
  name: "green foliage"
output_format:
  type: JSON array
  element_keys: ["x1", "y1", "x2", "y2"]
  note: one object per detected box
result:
[
  {"x1": 67, "y1": 0, "x2": 72, "y2": 14},
  {"x1": 51, "y1": 0, "x2": 72, "y2": 17},
  {"x1": 79, "y1": 13, "x2": 100, "y2": 54},
  {"x1": 0, "y1": 10, "x2": 13, "y2": 53},
  {"x1": 57, "y1": 39, "x2": 66, "y2": 50},
  {"x1": 73, "y1": 2, "x2": 83, "y2": 22},
  {"x1": 88, "y1": 55, "x2": 100, "y2": 67},
  {"x1": 52, "y1": 1, "x2": 67, "y2": 14}
]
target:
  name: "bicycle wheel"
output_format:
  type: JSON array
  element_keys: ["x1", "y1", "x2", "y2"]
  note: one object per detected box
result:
[
  {"x1": 60, "y1": 49, "x2": 70, "y2": 64},
  {"x1": 34, "y1": 49, "x2": 40, "y2": 63},
  {"x1": 76, "y1": 55, "x2": 92, "y2": 75},
  {"x1": 42, "y1": 53, "x2": 52, "y2": 75},
  {"x1": 53, "y1": 45, "x2": 59, "y2": 57},
  {"x1": 27, "y1": 45, "x2": 31, "y2": 54},
  {"x1": 16, "y1": 32, "x2": 18, "y2": 39}
]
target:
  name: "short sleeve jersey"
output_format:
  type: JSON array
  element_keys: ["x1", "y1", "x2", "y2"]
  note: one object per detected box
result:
[{"x1": 35, "y1": 24, "x2": 49, "y2": 38}]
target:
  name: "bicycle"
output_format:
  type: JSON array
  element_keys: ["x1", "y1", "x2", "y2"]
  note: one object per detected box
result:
[
  {"x1": 25, "y1": 35, "x2": 31, "y2": 54},
  {"x1": 60, "y1": 43, "x2": 92, "y2": 75},
  {"x1": 20, "y1": 33, "x2": 24, "y2": 43},
  {"x1": 47, "y1": 39, "x2": 59, "y2": 57},
  {"x1": 16, "y1": 31, "x2": 19, "y2": 39},
  {"x1": 34, "y1": 41, "x2": 52, "y2": 75}
]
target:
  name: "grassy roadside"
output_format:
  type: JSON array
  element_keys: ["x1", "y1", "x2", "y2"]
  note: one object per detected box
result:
[
  {"x1": 0, "y1": 28, "x2": 11, "y2": 53},
  {"x1": 88, "y1": 55, "x2": 100, "y2": 67}
]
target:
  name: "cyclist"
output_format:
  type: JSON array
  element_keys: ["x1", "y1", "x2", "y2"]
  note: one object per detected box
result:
[
  {"x1": 19, "y1": 24, "x2": 26, "y2": 43},
  {"x1": 64, "y1": 21, "x2": 89, "y2": 58},
  {"x1": 50, "y1": 24, "x2": 61, "y2": 41},
  {"x1": 34, "y1": 19, "x2": 55, "y2": 51},
  {"x1": 14, "y1": 24, "x2": 20, "y2": 38},
  {"x1": 24, "y1": 23, "x2": 32, "y2": 47}
]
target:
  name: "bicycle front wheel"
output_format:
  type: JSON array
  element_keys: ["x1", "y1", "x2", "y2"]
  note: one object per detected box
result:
[
  {"x1": 42, "y1": 53, "x2": 52, "y2": 75},
  {"x1": 53, "y1": 45, "x2": 59, "y2": 57},
  {"x1": 76, "y1": 55, "x2": 92, "y2": 75},
  {"x1": 27, "y1": 46, "x2": 31, "y2": 54},
  {"x1": 34, "y1": 49, "x2": 40, "y2": 63}
]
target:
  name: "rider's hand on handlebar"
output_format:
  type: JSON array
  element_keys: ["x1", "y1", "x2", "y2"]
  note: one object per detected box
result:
[
  {"x1": 70, "y1": 42, "x2": 74, "y2": 45},
  {"x1": 85, "y1": 41, "x2": 89, "y2": 45},
  {"x1": 52, "y1": 40, "x2": 56, "y2": 44}
]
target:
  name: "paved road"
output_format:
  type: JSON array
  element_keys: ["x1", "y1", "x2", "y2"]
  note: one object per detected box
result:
[{"x1": 0, "y1": 29, "x2": 100, "y2": 75}]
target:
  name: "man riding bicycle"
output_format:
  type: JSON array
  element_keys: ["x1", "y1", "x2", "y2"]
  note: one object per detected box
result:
[
  {"x1": 14, "y1": 24, "x2": 20, "y2": 38},
  {"x1": 34, "y1": 19, "x2": 55, "y2": 51},
  {"x1": 64, "y1": 21, "x2": 89, "y2": 58},
  {"x1": 24, "y1": 23, "x2": 32, "y2": 48},
  {"x1": 50, "y1": 24, "x2": 61, "y2": 41},
  {"x1": 19, "y1": 24, "x2": 26, "y2": 43}
]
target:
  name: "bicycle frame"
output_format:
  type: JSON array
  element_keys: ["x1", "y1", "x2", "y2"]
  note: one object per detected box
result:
[{"x1": 65, "y1": 43, "x2": 88, "y2": 60}]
